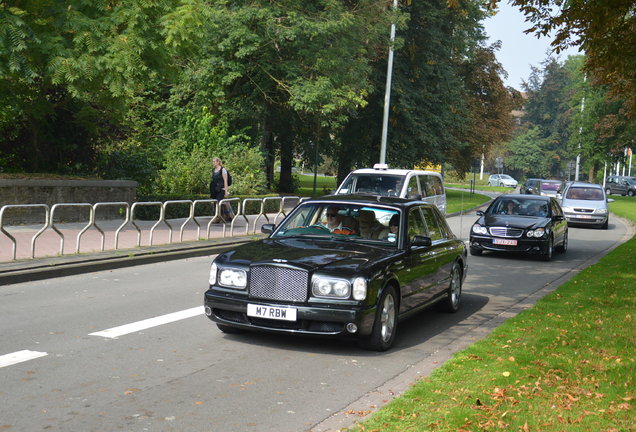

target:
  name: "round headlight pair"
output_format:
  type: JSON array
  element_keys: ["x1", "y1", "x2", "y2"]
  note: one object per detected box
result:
[
  {"x1": 526, "y1": 228, "x2": 546, "y2": 238},
  {"x1": 219, "y1": 268, "x2": 247, "y2": 288},
  {"x1": 312, "y1": 277, "x2": 367, "y2": 300},
  {"x1": 472, "y1": 224, "x2": 488, "y2": 235}
]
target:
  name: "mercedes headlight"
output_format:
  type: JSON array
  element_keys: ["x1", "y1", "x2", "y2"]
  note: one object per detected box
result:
[
  {"x1": 312, "y1": 277, "x2": 351, "y2": 299},
  {"x1": 472, "y1": 224, "x2": 488, "y2": 235},
  {"x1": 218, "y1": 268, "x2": 247, "y2": 288},
  {"x1": 527, "y1": 228, "x2": 545, "y2": 238}
]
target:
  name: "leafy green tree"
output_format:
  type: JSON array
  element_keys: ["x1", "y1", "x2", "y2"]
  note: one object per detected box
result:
[
  {"x1": 162, "y1": 0, "x2": 397, "y2": 192},
  {"x1": 0, "y1": 0, "x2": 175, "y2": 173},
  {"x1": 506, "y1": 0, "x2": 636, "y2": 115},
  {"x1": 507, "y1": 126, "x2": 552, "y2": 177}
]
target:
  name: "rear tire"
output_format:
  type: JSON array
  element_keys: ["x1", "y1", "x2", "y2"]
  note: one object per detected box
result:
[
  {"x1": 605, "y1": 188, "x2": 611, "y2": 195},
  {"x1": 438, "y1": 263, "x2": 462, "y2": 313},
  {"x1": 542, "y1": 236, "x2": 553, "y2": 261},
  {"x1": 360, "y1": 286, "x2": 398, "y2": 351},
  {"x1": 556, "y1": 231, "x2": 568, "y2": 253}
]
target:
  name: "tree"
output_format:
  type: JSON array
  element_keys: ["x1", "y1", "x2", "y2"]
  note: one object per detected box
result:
[
  {"x1": 503, "y1": 0, "x2": 636, "y2": 115},
  {"x1": 0, "y1": 0, "x2": 175, "y2": 173},
  {"x1": 507, "y1": 126, "x2": 552, "y2": 177}
]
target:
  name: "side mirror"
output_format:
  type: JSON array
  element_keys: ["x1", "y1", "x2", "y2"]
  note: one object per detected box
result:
[
  {"x1": 261, "y1": 224, "x2": 275, "y2": 234},
  {"x1": 411, "y1": 235, "x2": 432, "y2": 248},
  {"x1": 476, "y1": 210, "x2": 485, "y2": 216}
]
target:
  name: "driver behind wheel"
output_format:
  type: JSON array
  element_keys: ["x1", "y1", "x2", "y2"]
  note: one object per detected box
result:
[{"x1": 321, "y1": 206, "x2": 358, "y2": 235}]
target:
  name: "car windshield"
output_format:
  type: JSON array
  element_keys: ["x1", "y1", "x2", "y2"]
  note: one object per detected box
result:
[
  {"x1": 627, "y1": 179, "x2": 636, "y2": 186},
  {"x1": 272, "y1": 202, "x2": 400, "y2": 245},
  {"x1": 541, "y1": 181, "x2": 561, "y2": 191},
  {"x1": 565, "y1": 187, "x2": 604, "y2": 200},
  {"x1": 489, "y1": 198, "x2": 549, "y2": 217},
  {"x1": 501, "y1": 175, "x2": 513, "y2": 180},
  {"x1": 338, "y1": 174, "x2": 403, "y2": 197}
]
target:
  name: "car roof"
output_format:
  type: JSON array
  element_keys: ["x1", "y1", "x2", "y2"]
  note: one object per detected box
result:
[
  {"x1": 567, "y1": 181, "x2": 602, "y2": 188},
  {"x1": 303, "y1": 193, "x2": 432, "y2": 210},
  {"x1": 348, "y1": 168, "x2": 441, "y2": 177},
  {"x1": 541, "y1": 179, "x2": 563, "y2": 183},
  {"x1": 496, "y1": 194, "x2": 550, "y2": 202}
]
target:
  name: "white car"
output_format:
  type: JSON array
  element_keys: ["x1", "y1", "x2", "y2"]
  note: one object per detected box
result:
[
  {"x1": 335, "y1": 164, "x2": 447, "y2": 215},
  {"x1": 488, "y1": 174, "x2": 518, "y2": 188}
]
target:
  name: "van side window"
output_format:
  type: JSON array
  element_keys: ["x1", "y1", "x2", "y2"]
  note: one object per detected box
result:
[{"x1": 407, "y1": 176, "x2": 421, "y2": 199}]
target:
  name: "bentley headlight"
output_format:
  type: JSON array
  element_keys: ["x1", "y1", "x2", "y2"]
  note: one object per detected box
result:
[
  {"x1": 218, "y1": 268, "x2": 247, "y2": 288},
  {"x1": 312, "y1": 277, "x2": 351, "y2": 299},
  {"x1": 472, "y1": 224, "x2": 488, "y2": 235},
  {"x1": 209, "y1": 262, "x2": 218, "y2": 285},
  {"x1": 352, "y1": 277, "x2": 367, "y2": 301}
]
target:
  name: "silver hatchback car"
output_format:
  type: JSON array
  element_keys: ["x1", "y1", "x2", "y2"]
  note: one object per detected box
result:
[{"x1": 559, "y1": 182, "x2": 613, "y2": 229}]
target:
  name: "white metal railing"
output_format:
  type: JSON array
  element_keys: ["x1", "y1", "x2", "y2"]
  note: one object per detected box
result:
[{"x1": 0, "y1": 197, "x2": 300, "y2": 261}]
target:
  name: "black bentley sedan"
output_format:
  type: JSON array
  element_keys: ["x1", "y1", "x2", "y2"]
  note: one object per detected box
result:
[
  {"x1": 204, "y1": 195, "x2": 467, "y2": 351},
  {"x1": 469, "y1": 194, "x2": 568, "y2": 261}
]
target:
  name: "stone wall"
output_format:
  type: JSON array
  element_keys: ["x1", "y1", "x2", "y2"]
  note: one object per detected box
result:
[{"x1": 0, "y1": 179, "x2": 137, "y2": 224}]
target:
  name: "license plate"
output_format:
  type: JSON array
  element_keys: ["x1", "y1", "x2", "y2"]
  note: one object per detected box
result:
[
  {"x1": 577, "y1": 214, "x2": 592, "y2": 219},
  {"x1": 493, "y1": 238, "x2": 517, "y2": 246},
  {"x1": 247, "y1": 304, "x2": 297, "y2": 321}
]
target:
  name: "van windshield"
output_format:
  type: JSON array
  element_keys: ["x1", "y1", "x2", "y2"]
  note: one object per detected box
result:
[{"x1": 338, "y1": 174, "x2": 404, "y2": 197}]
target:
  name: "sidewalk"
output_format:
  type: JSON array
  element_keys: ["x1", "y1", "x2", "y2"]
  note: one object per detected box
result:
[{"x1": 0, "y1": 214, "x2": 274, "y2": 286}]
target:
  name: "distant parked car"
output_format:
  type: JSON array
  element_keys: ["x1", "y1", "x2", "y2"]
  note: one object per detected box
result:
[
  {"x1": 488, "y1": 174, "x2": 518, "y2": 188},
  {"x1": 560, "y1": 182, "x2": 612, "y2": 229},
  {"x1": 605, "y1": 175, "x2": 636, "y2": 197},
  {"x1": 469, "y1": 194, "x2": 568, "y2": 261}
]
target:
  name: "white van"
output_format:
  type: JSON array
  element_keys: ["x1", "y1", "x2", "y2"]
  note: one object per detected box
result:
[{"x1": 335, "y1": 164, "x2": 447, "y2": 215}]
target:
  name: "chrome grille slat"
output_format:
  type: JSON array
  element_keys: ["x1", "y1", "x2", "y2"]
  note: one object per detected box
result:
[
  {"x1": 489, "y1": 227, "x2": 523, "y2": 238},
  {"x1": 249, "y1": 265, "x2": 308, "y2": 302}
]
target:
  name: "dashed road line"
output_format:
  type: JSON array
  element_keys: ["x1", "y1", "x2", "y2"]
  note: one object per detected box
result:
[
  {"x1": 0, "y1": 350, "x2": 48, "y2": 368},
  {"x1": 88, "y1": 306, "x2": 204, "y2": 338}
]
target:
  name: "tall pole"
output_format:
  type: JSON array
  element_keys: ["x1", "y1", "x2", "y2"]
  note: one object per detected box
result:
[
  {"x1": 575, "y1": 74, "x2": 587, "y2": 181},
  {"x1": 379, "y1": 0, "x2": 398, "y2": 165}
]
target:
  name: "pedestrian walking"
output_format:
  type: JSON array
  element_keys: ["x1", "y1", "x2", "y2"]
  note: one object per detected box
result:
[{"x1": 210, "y1": 157, "x2": 234, "y2": 222}]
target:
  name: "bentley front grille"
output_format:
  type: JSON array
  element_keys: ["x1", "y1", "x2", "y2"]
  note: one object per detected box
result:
[
  {"x1": 249, "y1": 265, "x2": 309, "y2": 302},
  {"x1": 489, "y1": 227, "x2": 524, "y2": 238}
]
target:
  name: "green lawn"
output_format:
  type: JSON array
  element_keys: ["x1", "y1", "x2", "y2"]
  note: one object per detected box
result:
[{"x1": 349, "y1": 199, "x2": 636, "y2": 431}]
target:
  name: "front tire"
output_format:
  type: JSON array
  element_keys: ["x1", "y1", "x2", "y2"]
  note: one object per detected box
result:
[
  {"x1": 360, "y1": 286, "x2": 398, "y2": 351},
  {"x1": 628, "y1": 190, "x2": 634, "y2": 197},
  {"x1": 438, "y1": 263, "x2": 462, "y2": 313}
]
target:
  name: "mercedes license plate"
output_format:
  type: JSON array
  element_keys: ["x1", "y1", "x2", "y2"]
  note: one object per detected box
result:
[
  {"x1": 247, "y1": 304, "x2": 297, "y2": 321},
  {"x1": 493, "y1": 238, "x2": 517, "y2": 246}
]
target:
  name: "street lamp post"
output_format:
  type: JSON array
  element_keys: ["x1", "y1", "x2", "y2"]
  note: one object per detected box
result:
[{"x1": 379, "y1": 0, "x2": 398, "y2": 165}]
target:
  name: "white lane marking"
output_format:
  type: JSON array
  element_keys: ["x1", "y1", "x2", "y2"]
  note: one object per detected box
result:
[
  {"x1": 0, "y1": 350, "x2": 48, "y2": 368},
  {"x1": 89, "y1": 306, "x2": 204, "y2": 339}
]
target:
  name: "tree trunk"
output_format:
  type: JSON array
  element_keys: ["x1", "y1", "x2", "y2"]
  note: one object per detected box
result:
[
  {"x1": 259, "y1": 117, "x2": 275, "y2": 190},
  {"x1": 279, "y1": 136, "x2": 294, "y2": 193}
]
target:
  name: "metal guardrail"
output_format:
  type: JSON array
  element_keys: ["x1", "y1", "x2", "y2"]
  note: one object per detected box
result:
[{"x1": 0, "y1": 196, "x2": 300, "y2": 261}]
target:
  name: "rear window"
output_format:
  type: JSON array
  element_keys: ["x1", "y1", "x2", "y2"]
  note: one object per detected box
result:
[
  {"x1": 540, "y1": 181, "x2": 561, "y2": 191},
  {"x1": 565, "y1": 187, "x2": 604, "y2": 200}
]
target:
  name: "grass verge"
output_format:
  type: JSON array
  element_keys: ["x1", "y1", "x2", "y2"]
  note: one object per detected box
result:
[{"x1": 349, "y1": 199, "x2": 635, "y2": 432}]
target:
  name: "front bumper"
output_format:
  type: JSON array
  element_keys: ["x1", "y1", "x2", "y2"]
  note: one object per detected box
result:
[
  {"x1": 469, "y1": 235, "x2": 549, "y2": 255},
  {"x1": 564, "y1": 213, "x2": 607, "y2": 226},
  {"x1": 204, "y1": 289, "x2": 377, "y2": 337}
]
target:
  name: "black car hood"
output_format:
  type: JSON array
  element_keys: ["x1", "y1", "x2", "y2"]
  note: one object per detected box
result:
[
  {"x1": 481, "y1": 214, "x2": 549, "y2": 229},
  {"x1": 215, "y1": 237, "x2": 395, "y2": 272}
]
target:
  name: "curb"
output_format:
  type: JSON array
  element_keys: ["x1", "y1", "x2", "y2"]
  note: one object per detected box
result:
[{"x1": 0, "y1": 235, "x2": 265, "y2": 286}]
